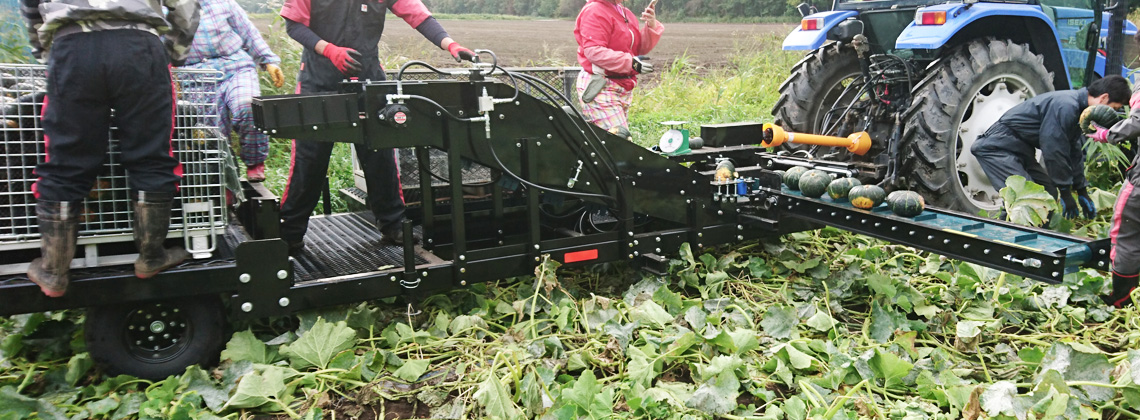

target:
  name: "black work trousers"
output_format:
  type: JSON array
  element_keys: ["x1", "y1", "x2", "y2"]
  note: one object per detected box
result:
[
  {"x1": 279, "y1": 141, "x2": 405, "y2": 244},
  {"x1": 34, "y1": 29, "x2": 181, "y2": 202},
  {"x1": 970, "y1": 123, "x2": 1057, "y2": 197}
]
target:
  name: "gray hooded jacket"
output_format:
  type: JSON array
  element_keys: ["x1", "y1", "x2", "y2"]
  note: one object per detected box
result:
[{"x1": 22, "y1": 0, "x2": 199, "y2": 65}]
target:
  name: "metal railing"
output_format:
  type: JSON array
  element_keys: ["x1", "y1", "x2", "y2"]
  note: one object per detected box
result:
[{"x1": 0, "y1": 64, "x2": 227, "y2": 256}]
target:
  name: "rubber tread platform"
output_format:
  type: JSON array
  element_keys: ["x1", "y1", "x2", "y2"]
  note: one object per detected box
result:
[{"x1": 291, "y1": 213, "x2": 426, "y2": 282}]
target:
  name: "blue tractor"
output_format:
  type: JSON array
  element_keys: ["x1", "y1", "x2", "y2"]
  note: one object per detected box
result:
[{"x1": 774, "y1": 0, "x2": 1137, "y2": 214}]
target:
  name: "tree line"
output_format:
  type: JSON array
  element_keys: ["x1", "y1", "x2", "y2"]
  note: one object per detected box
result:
[{"x1": 233, "y1": 0, "x2": 809, "y2": 19}]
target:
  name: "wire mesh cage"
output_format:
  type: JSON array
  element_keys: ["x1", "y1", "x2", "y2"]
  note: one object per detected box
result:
[
  {"x1": 372, "y1": 67, "x2": 581, "y2": 190},
  {"x1": 0, "y1": 64, "x2": 227, "y2": 257}
]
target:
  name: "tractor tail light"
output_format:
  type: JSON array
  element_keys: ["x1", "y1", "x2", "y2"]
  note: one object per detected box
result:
[
  {"x1": 801, "y1": 18, "x2": 823, "y2": 31},
  {"x1": 915, "y1": 11, "x2": 947, "y2": 25}
]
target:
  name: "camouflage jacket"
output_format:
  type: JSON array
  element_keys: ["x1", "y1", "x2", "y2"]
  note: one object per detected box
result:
[{"x1": 21, "y1": 0, "x2": 200, "y2": 65}]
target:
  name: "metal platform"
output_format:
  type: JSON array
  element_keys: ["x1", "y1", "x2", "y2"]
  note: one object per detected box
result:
[{"x1": 291, "y1": 213, "x2": 428, "y2": 282}]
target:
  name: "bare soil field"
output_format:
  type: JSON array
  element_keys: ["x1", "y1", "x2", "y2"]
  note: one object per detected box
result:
[{"x1": 255, "y1": 17, "x2": 794, "y2": 70}]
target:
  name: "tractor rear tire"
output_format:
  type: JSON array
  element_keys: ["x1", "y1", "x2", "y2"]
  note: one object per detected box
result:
[
  {"x1": 901, "y1": 38, "x2": 1054, "y2": 214},
  {"x1": 772, "y1": 42, "x2": 862, "y2": 137}
]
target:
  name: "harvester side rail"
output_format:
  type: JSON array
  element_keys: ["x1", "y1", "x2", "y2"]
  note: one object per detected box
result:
[{"x1": 757, "y1": 188, "x2": 1110, "y2": 284}]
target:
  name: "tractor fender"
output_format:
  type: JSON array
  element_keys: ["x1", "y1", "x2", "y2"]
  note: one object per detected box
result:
[
  {"x1": 781, "y1": 10, "x2": 858, "y2": 51},
  {"x1": 895, "y1": 3, "x2": 1061, "y2": 50},
  {"x1": 895, "y1": 3, "x2": 1071, "y2": 88}
]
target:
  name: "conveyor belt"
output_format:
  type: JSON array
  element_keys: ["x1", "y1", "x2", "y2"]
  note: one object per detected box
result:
[
  {"x1": 768, "y1": 188, "x2": 1111, "y2": 283},
  {"x1": 291, "y1": 213, "x2": 426, "y2": 282}
]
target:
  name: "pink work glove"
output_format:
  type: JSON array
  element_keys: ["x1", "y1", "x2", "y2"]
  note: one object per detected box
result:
[
  {"x1": 1087, "y1": 124, "x2": 1109, "y2": 143},
  {"x1": 322, "y1": 44, "x2": 362, "y2": 75},
  {"x1": 448, "y1": 42, "x2": 477, "y2": 62}
]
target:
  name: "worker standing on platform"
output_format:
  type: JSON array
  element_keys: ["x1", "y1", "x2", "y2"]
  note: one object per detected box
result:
[
  {"x1": 21, "y1": 0, "x2": 200, "y2": 297},
  {"x1": 279, "y1": 0, "x2": 478, "y2": 253},
  {"x1": 1086, "y1": 34, "x2": 1140, "y2": 306},
  {"x1": 182, "y1": 0, "x2": 285, "y2": 182},
  {"x1": 970, "y1": 75, "x2": 1130, "y2": 220}
]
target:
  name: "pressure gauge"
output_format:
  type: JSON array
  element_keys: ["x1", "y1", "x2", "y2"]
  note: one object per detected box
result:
[{"x1": 658, "y1": 129, "x2": 686, "y2": 154}]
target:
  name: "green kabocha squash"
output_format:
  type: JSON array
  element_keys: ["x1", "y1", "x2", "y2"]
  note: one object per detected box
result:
[
  {"x1": 887, "y1": 190, "x2": 925, "y2": 217},
  {"x1": 782, "y1": 166, "x2": 809, "y2": 190},
  {"x1": 1079, "y1": 104, "x2": 1122, "y2": 133},
  {"x1": 797, "y1": 170, "x2": 831, "y2": 198},
  {"x1": 827, "y1": 178, "x2": 861, "y2": 200},
  {"x1": 848, "y1": 185, "x2": 886, "y2": 209}
]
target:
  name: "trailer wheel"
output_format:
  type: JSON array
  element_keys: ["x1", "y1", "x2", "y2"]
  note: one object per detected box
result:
[
  {"x1": 772, "y1": 42, "x2": 862, "y2": 142},
  {"x1": 85, "y1": 295, "x2": 227, "y2": 380},
  {"x1": 901, "y1": 38, "x2": 1053, "y2": 213}
]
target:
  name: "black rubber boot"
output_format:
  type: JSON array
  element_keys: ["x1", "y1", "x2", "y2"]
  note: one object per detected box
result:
[
  {"x1": 27, "y1": 200, "x2": 80, "y2": 297},
  {"x1": 1106, "y1": 272, "x2": 1139, "y2": 308},
  {"x1": 132, "y1": 192, "x2": 190, "y2": 278}
]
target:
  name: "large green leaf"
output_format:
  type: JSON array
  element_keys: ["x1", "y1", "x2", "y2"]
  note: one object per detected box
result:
[
  {"x1": 474, "y1": 371, "x2": 521, "y2": 419},
  {"x1": 760, "y1": 305, "x2": 797, "y2": 339},
  {"x1": 686, "y1": 370, "x2": 739, "y2": 415},
  {"x1": 0, "y1": 386, "x2": 37, "y2": 420},
  {"x1": 868, "y1": 348, "x2": 912, "y2": 388},
  {"x1": 64, "y1": 353, "x2": 92, "y2": 386},
  {"x1": 1000, "y1": 176, "x2": 1056, "y2": 227},
  {"x1": 221, "y1": 329, "x2": 271, "y2": 364},
  {"x1": 223, "y1": 365, "x2": 290, "y2": 410},
  {"x1": 630, "y1": 300, "x2": 673, "y2": 328},
  {"x1": 280, "y1": 318, "x2": 356, "y2": 369},
  {"x1": 1037, "y1": 343, "x2": 1115, "y2": 401},
  {"x1": 181, "y1": 365, "x2": 229, "y2": 412},
  {"x1": 805, "y1": 310, "x2": 837, "y2": 332},
  {"x1": 980, "y1": 381, "x2": 1019, "y2": 417},
  {"x1": 627, "y1": 345, "x2": 659, "y2": 391},
  {"x1": 393, "y1": 359, "x2": 430, "y2": 382}
]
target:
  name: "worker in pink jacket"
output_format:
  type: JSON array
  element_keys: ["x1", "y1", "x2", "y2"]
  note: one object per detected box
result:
[{"x1": 574, "y1": 0, "x2": 664, "y2": 136}]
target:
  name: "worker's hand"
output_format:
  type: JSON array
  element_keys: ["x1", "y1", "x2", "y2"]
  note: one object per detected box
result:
[
  {"x1": 321, "y1": 44, "x2": 362, "y2": 76},
  {"x1": 266, "y1": 64, "x2": 285, "y2": 88},
  {"x1": 641, "y1": 2, "x2": 658, "y2": 29},
  {"x1": 1058, "y1": 187, "x2": 1079, "y2": 219},
  {"x1": 632, "y1": 55, "x2": 653, "y2": 74},
  {"x1": 1087, "y1": 123, "x2": 1109, "y2": 143},
  {"x1": 1076, "y1": 187, "x2": 1096, "y2": 218},
  {"x1": 447, "y1": 43, "x2": 477, "y2": 63}
]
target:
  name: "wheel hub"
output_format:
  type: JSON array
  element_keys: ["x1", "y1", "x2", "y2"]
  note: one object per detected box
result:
[
  {"x1": 126, "y1": 303, "x2": 189, "y2": 361},
  {"x1": 956, "y1": 77, "x2": 1036, "y2": 211}
]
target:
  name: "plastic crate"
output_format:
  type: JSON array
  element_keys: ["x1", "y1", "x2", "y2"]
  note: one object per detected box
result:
[{"x1": 0, "y1": 64, "x2": 227, "y2": 265}]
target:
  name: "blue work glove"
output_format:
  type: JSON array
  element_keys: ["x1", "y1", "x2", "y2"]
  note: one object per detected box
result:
[
  {"x1": 1077, "y1": 187, "x2": 1096, "y2": 218},
  {"x1": 1058, "y1": 187, "x2": 1079, "y2": 219}
]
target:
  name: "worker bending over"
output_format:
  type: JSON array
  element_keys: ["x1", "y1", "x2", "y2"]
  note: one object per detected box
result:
[{"x1": 971, "y1": 75, "x2": 1130, "y2": 219}]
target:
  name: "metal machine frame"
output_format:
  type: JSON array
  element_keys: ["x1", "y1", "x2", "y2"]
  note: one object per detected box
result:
[{"x1": 0, "y1": 60, "x2": 1110, "y2": 377}]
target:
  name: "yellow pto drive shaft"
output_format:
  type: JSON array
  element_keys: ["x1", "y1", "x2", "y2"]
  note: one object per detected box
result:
[{"x1": 760, "y1": 123, "x2": 872, "y2": 155}]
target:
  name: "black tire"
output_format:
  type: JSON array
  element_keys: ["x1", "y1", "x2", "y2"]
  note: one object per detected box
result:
[
  {"x1": 772, "y1": 42, "x2": 863, "y2": 137},
  {"x1": 901, "y1": 38, "x2": 1054, "y2": 213},
  {"x1": 86, "y1": 295, "x2": 227, "y2": 380}
]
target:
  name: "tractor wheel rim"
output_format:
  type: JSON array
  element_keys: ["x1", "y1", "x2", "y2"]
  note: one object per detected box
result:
[
  {"x1": 955, "y1": 75, "x2": 1036, "y2": 211},
  {"x1": 125, "y1": 302, "x2": 190, "y2": 363}
]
